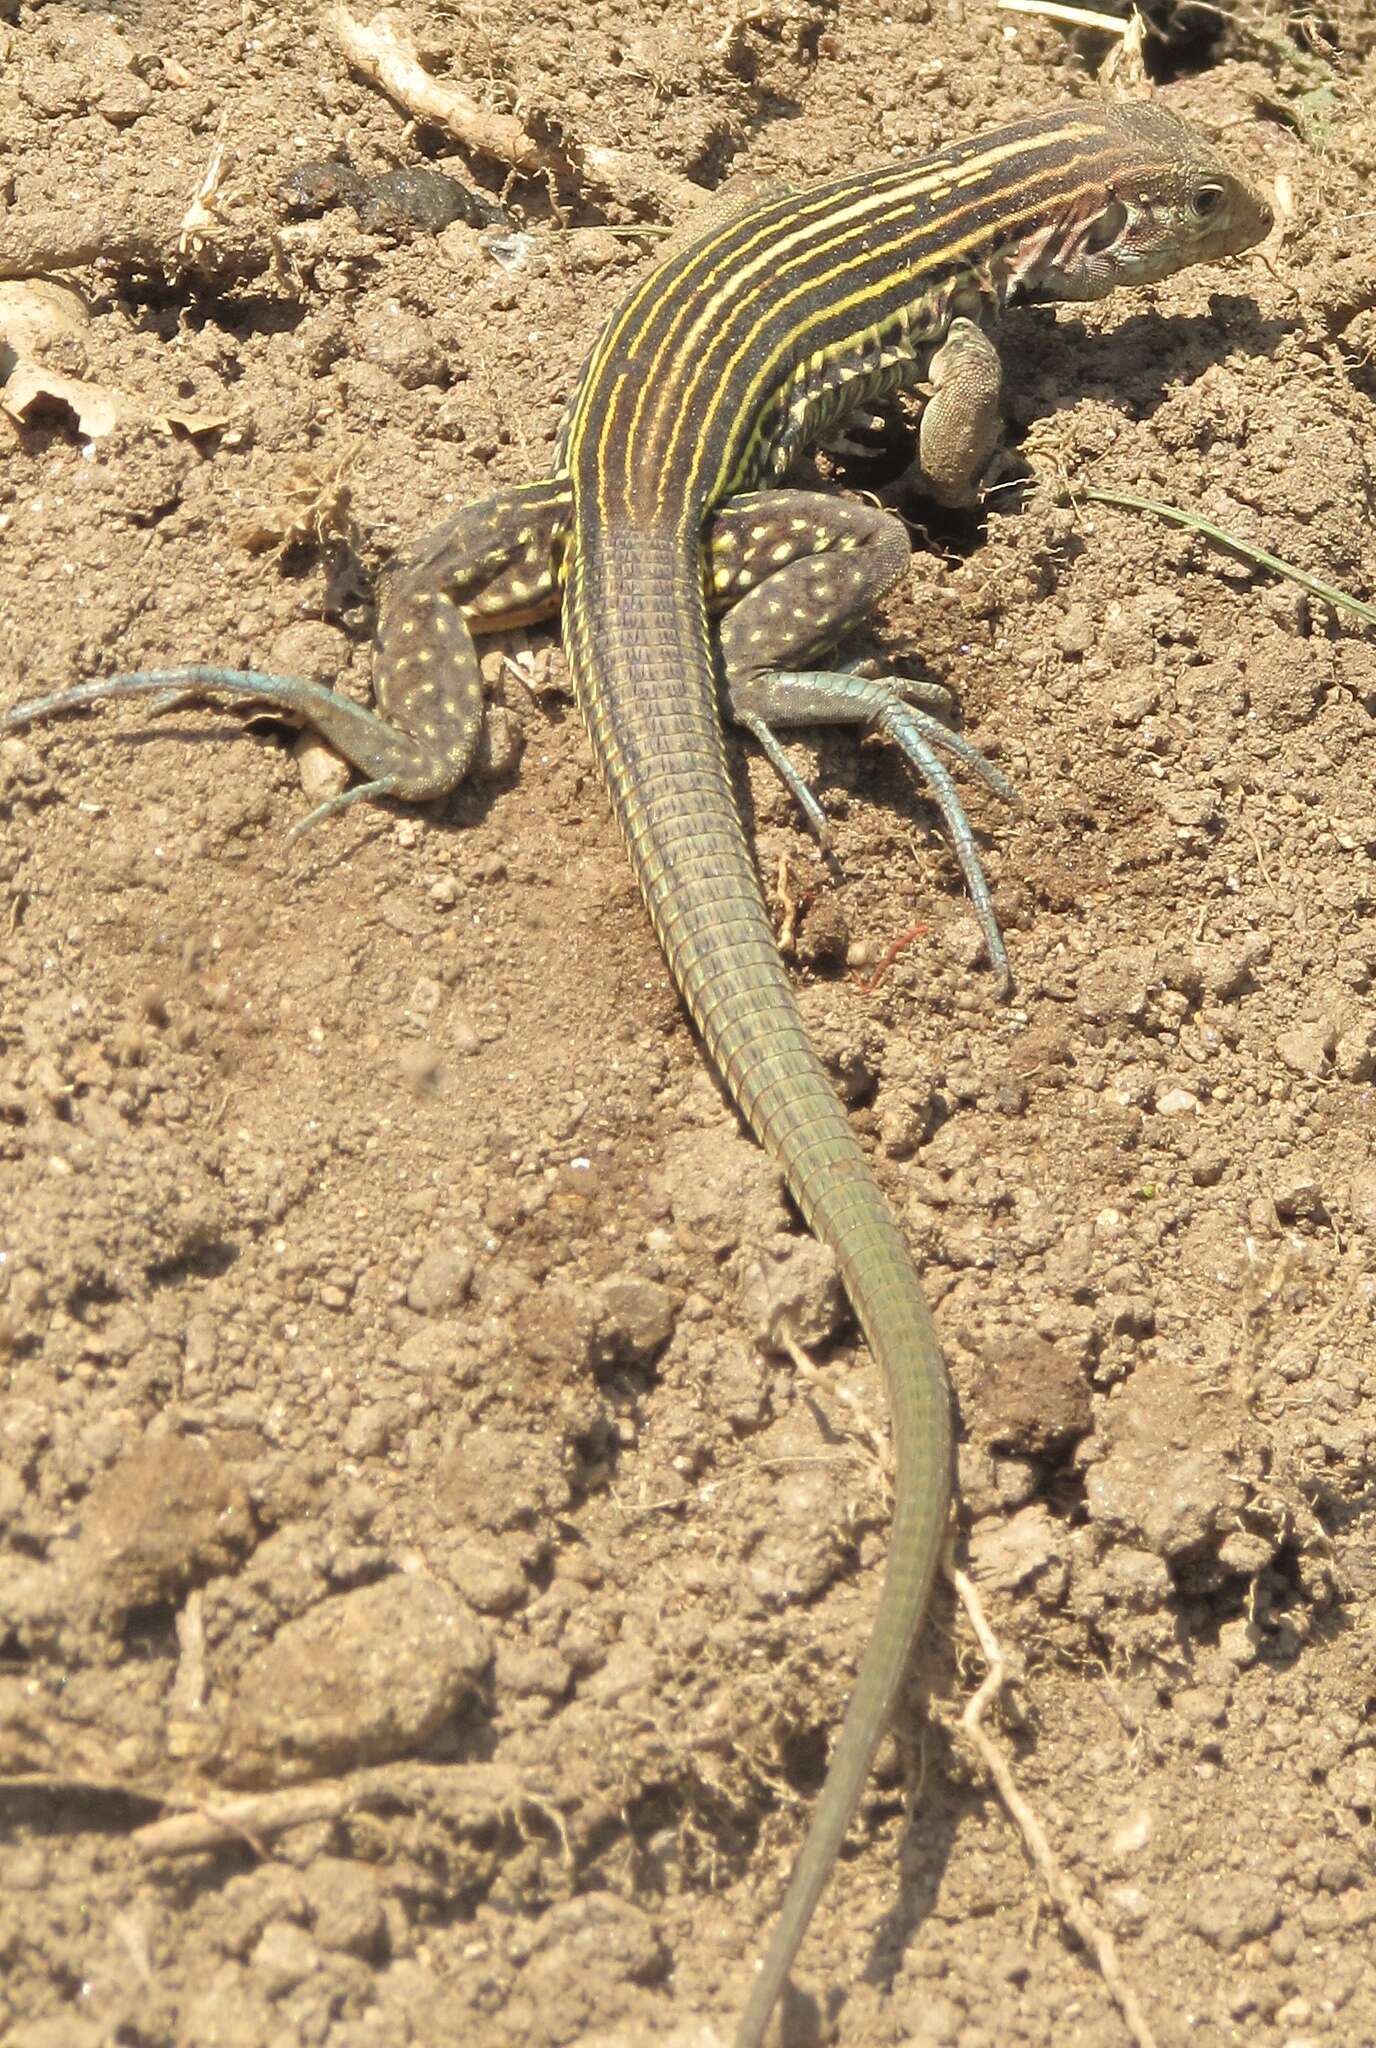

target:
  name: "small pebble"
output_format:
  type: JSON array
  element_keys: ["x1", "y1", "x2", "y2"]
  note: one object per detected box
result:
[
  {"x1": 294, "y1": 733, "x2": 350, "y2": 803},
  {"x1": 594, "y1": 1275, "x2": 676, "y2": 1362},
  {"x1": 251, "y1": 1921, "x2": 320, "y2": 1997},
  {"x1": 1275, "y1": 1021, "x2": 1335, "y2": 1077},
  {"x1": 407, "y1": 1244, "x2": 475, "y2": 1315}
]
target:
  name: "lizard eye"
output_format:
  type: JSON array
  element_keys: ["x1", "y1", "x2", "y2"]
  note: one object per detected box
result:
[
  {"x1": 1191, "y1": 183, "x2": 1225, "y2": 219},
  {"x1": 1084, "y1": 197, "x2": 1127, "y2": 253}
]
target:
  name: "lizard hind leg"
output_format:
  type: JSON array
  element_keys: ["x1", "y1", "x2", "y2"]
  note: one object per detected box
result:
[
  {"x1": 0, "y1": 477, "x2": 572, "y2": 833},
  {"x1": 709, "y1": 487, "x2": 1017, "y2": 989}
]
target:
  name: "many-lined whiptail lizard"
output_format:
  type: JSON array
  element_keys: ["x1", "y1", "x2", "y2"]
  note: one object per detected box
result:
[{"x1": 5, "y1": 98, "x2": 1270, "y2": 2046}]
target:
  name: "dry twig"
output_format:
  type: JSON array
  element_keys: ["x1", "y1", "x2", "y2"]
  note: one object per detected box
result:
[{"x1": 330, "y1": 5, "x2": 544, "y2": 173}]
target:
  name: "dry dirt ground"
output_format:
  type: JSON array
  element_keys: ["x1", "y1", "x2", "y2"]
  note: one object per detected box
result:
[{"x1": 2, "y1": 2, "x2": 1375, "y2": 2044}]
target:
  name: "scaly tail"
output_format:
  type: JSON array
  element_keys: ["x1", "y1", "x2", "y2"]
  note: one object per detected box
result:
[{"x1": 564, "y1": 523, "x2": 953, "y2": 2048}]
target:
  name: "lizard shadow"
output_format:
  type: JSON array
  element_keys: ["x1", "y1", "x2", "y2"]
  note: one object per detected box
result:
[
  {"x1": 758, "y1": 1596, "x2": 966, "y2": 2047},
  {"x1": 93, "y1": 694, "x2": 524, "y2": 873},
  {"x1": 832, "y1": 297, "x2": 1288, "y2": 517},
  {"x1": 858, "y1": 1598, "x2": 967, "y2": 2020},
  {"x1": 1003, "y1": 296, "x2": 1291, "y2": 434},
  {"x1": 868, "y1": 1840, "x2": 962, "y2": 2027}
]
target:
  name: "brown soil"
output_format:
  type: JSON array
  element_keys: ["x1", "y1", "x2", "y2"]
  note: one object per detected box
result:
[{"x1": 3, "y1": 4, "x2": 1375, "y2": 2045}]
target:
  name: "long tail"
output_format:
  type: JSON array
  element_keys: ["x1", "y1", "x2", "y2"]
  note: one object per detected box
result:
[{"x1": 564, "y1": 523, "x2": 953, "y2": 2047}]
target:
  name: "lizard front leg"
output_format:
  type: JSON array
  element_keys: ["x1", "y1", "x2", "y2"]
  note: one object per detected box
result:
[
  {"x1": 806, "y1": 316, "x2": 1006, "y2": 503},
  {"x1": 917, "y1": 315, "x2": 1006, "y2": 508}
]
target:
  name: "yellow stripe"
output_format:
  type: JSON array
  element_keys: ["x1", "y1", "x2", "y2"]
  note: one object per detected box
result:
[
  {"x1": 628, "y1": 122, "x2": 1101, "y2": 390},
  {"x1": 610, "y1": 172, "x2": 942, "y2": 509},
  {"x1": 567, "y1": 116, "x2": 1105, "y2": 482},
  {"x1": 661, "y1": 155, "x2": 1110, "y2": 509},
  {"x1": 697, "y1": 169, "x2": 1109, "y2": 503},
  {"x1": 567, "y1": 164, "x2": 913, "y2": 453},
  {"x1": 624, "y1": 133, "x2": 1096, "y2": 504}
]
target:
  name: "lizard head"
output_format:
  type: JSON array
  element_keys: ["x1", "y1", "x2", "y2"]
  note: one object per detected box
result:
[{"x1": 1029, "y1": 101, "x2": 1274, "y2": 303}]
